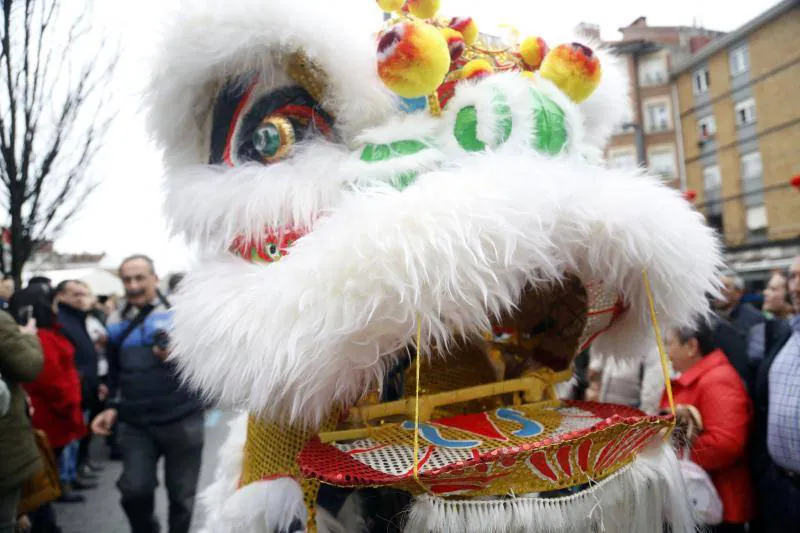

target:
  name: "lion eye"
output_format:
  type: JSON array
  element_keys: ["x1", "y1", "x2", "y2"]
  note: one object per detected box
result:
[{"x1": 252, "y1": 116, "x2": 295, "y2": 163}]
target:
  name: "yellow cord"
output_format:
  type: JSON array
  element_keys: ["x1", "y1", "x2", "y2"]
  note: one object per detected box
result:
[
  {"x1": 410, "y1": 277, "x2": 673, "y2": 493},
  {"x1": 410, "y1": 317, "x2": 436, "y2": 495},
  {"x1": 642, "y1": 270, "x2": 675, "y2": 416},
  {"x1": 413, "y1": 318, "x2": 422, "y2": 479}
]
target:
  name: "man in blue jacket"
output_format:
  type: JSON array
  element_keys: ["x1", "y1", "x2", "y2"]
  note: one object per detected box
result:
[{"x1": 92, "y1": 255, "x2": 204, "y2": 533}]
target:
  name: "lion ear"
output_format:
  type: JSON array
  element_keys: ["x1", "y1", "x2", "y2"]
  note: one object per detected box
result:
[{"x1": 285, "y1": 52, "x2": 330, "y2": 114}]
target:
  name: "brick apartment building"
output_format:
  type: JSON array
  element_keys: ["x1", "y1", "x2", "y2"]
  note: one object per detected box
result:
[
  {"x1": 584, "y1": 18, "x2": 723, "y2": 184},
  {"x1": 671, "y1": 0, "x2": 800, "y2": 286}
]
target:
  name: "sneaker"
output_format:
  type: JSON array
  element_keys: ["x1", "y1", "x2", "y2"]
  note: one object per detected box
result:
[
  {"x1": 57, "y1": 491, "x2": 85, "y2": 503},
  {"x1": 85, "y1": 460, "x2": 105, "y2": 472},
  {"x1": 71, "y1": 478, "x2": 98, "y2": 490},
  {"x1": 78, "y1": 464, "x2": 99, "y2": 479}
]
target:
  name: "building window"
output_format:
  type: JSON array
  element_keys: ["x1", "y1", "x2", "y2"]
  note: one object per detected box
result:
[
  {"x1": 746, "y1": 205, "x2": 768, "y2": 241},
  {"x1": 741, "y1": 151, "x2": 764, "y2": 207},
  {"x1": 693, "y1": 67, "x2": 710, "y2": 95},
  {"x1": 608, "y1": 147, "x2": 638, "y2": 170},
  {"x1": 647, "y1": 145, "x2": 677, "y2": 179},
  {"x1": 639, "y1": 55, "x2": 668, "y2": 87},
  {"x1": 697, "y1": 115, "x2": 717, "y2": 140},
  {"x1": 735, "y1": 98, "x2": 757, "y2": 127},
  {"x1": 703, "y1": 165, "x2": 722, "y2": 215},
  {"x1": 644, "y1": 100, "x2": 671, "y2": 133},
  {"x1": 729, "y1": 45, "x2": 750, "y2": 76}
]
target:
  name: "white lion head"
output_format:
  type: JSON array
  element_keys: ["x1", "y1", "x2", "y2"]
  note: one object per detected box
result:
[{"x1": 147, "y1": 0, "x2": 721, "y2": 427}]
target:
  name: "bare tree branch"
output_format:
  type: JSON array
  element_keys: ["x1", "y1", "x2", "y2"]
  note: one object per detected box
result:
[
  {"x1": 2, "y1": 1, "x2": 19, "y2": 190},
  {"x1": 0, "y1": 0, "x2": 118, "y2": 285}
]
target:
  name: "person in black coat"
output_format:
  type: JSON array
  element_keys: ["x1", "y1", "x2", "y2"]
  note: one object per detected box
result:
[
  {"x1": 709, "y1": 313, "x2": 750, "y2": 384},
  {"x1": 714, "y1": 273, "x2": 764, "y2": 337},
  {"x1": 54, "y1": 280, "x2": 104, "y2": 477}
]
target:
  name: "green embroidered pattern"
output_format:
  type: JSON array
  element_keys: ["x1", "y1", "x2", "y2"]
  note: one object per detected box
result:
[
  {"x1": 454, "y1": 106, "x2": 484, "y2": 151},
  {"x1": 358, "y1": 89, "x2": 566, "y2": 191},
  {"x1": 453, "y1": 91, "x2": 513, "y2": 152},
  {"x1": 360, "y1": 140, "x2": 428, "y2": 162},
  {"x1": 359, "y1": 140, "x2": 427, "y2": 190},
  {"x1": 531, "y1": 90, "x2": 567, "y2": 155},
  {"x1": 495, "y1": 96, "x2": 513, "y2": 145},
  {"x1": 394, "y1": 172, "x2": 418, "y2": 189}
]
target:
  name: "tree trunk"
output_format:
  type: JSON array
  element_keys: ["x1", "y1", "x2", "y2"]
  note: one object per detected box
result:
[{"x1": 10, "y1": 197, "x2": 25, "y2": 290}]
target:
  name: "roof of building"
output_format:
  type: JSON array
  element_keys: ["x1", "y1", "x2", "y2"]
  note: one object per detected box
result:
[
  {"x1": 671, "y1": 0, "x2": 799, "y2": 75},
  {"x1": 606, "y1": 39, "x2": 662, "y2": 54},
  {"x1": 618, "y1": 16, "x2": 725, "y2": 36}
]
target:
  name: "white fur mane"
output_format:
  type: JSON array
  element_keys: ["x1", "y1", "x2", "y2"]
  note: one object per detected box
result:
[
  {"x1": 151, "y1": 0, "x2": 721, "y2": 427},
  {"x1": 171, "y1": 151, "x2": 720, "y2": 427}
]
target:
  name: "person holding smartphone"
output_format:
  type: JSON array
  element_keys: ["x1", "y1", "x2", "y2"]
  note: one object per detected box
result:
[
  {"x1": 0, "y1": 289, "x2": 43, "y2": 533},
  {"x1": 11, "y1": 284, "x2": 89, "y2": 503}
]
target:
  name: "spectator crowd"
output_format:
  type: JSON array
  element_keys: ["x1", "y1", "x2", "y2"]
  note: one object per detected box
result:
[
  {"x1": 1, "y1": 253, "x2": 799, "y2": 533},
  {"x1": 586, "y1": 256, "x2": 800, "y2": 533},
  {"x1": 0, "y1": 256, "x2": 203, "y2": 533}
]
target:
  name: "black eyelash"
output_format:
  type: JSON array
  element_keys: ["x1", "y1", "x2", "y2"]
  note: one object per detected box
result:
[
  {"x1": 236, "y1": 87, "x2": 330, "y2": 164},
  {"x1": 208, "y1": 80, "x2": 333, "y2": 166}
]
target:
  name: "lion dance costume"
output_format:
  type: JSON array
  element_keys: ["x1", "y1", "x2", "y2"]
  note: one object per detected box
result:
[{"x1": 146, "y1": 0, "x2": 722, "y2": 531}]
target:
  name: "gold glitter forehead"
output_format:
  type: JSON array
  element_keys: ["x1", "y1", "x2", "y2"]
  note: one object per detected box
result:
[{"x1": 285, "y1": 51, "x2": 331, "y2": 114}]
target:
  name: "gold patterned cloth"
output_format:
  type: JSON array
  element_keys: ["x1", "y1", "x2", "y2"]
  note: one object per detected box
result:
[{"x1": 241, "y1": 409, "x2": 340, "y2": 531}]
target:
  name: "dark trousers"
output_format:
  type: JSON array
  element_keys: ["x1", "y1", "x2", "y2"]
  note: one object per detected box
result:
[
  {"x1": 28, "y1": 503, "x2": 60, "y2": 533},
  {"x1": 707, "y1": 524, "x2": 746, "y2": 533},
  {"x1": 77, "y1": 377, "x2": 102, "y2": 468},
  {"x1": 116, "y1": 411, "x2": 204, "y2": 533},
  {"x1": 0, "y1": 487, "x2": 20, "y2": 533},
  {"x1": 751, "y1": 457, "x2": 800, "y2": 533}
]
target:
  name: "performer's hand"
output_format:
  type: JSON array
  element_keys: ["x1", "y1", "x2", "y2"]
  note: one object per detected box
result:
[
  {"x1": 153, "y1": 346, "x2": 171, "y2": 362},
  {"x1": 16, "y1": 513, "x2": 31, "y2": 532},
  {"x1": 674, "y1": 404, "x2": 702, "y2": 443},
  {"x1": 92, "y1": 408, "x2": 118, "y2": 436},
  {"x1": 19, "y1": 318, "x2": 37, "y2": 336},
  {"x1": 585, "y1": 383, "x2": 600, "y2": 402}
]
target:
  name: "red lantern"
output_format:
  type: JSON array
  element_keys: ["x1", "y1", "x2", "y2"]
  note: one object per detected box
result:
[{"x1": 683, "y1": 189, "x2": 697, "y2": 203}]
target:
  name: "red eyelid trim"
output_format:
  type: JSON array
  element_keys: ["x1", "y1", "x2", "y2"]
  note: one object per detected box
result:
[
  {"x1": 223, "y1": 81, "x2": 259, "y2": 168},
  {"x1": 272, "y1": 104, "x2": 333, "y2": 136}
]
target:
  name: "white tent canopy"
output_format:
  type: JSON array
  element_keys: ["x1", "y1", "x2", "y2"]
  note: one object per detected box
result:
[{"x1": 26, "y1": 267, "x2": 124, "y2": 296}]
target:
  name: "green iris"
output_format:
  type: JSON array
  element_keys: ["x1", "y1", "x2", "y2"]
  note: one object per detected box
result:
[
  {"x1": 253, "y1": 123, "x2": 282, "y2": 158},
  {"x1": 266, "y1": 242, "x2": 282, "y2": 261}
]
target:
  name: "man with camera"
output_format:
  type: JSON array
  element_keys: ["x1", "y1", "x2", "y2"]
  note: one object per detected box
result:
[{"x1": 91, "y1": 255, "x2": 204, "y2": 533}]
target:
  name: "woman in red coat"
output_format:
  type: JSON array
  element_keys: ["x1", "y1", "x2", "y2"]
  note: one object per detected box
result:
[
  {"x1": 661, "y1": 318, "x2": 754, "y2": 532},
  {"x1": 15, "y1": 286, "x2": 87, "y2": 453}
]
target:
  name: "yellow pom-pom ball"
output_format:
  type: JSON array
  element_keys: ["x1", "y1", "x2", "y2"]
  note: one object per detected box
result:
[
  {"x1": 406, "y1": 0, "x2": 440, "y2": 19},
  {"x1": 439, "y1": 27, "x2": 466, "y2": 60},
  {"x1": 377, "y1": 21, "x2": 451, "y2": 98},
  {"x1": 376, "y1": 0, "x2": 404, "y2": 12},
  {"x1": 520, "y1": 36, "x2": 549, "y2": 70},
  {"x1": 540, "y1": 42, "x2": 602, "y2": 103},
  {"x1": 449, "y1": 17, "x2": 479, "y2": 46},
  {"x1": 462, "y1": 58, "x2": 494, "y2": 80}
]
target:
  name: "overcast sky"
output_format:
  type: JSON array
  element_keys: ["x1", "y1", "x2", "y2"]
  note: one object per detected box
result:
[{"x1": 54, "y1": 0, "x2": 782, "y2": 275}]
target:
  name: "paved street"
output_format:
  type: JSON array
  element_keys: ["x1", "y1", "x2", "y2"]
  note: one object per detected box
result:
[{"x1": 53, "y1": 409, "x2": 232, "y2": 533}]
